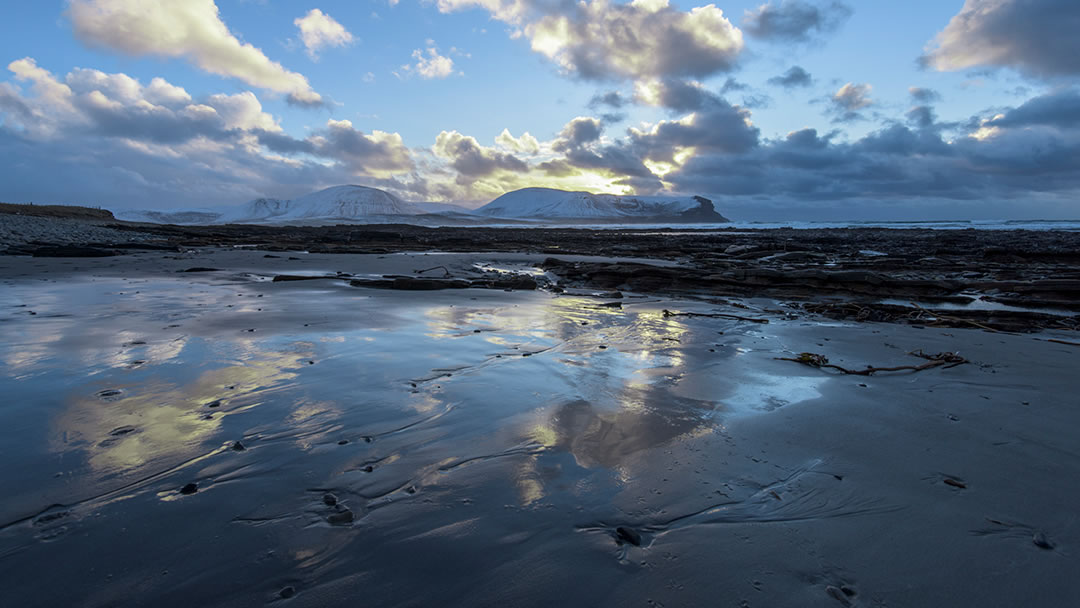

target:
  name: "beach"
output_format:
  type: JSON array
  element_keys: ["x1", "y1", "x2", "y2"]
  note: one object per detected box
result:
[{"x1": 1, "y1": 211, "x2": 1079, "y2": 606}]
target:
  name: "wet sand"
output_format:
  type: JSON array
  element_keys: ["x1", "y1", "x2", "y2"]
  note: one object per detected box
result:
[{"x1": 1, "y1": 247, "x2": 1078, "y2": 607}]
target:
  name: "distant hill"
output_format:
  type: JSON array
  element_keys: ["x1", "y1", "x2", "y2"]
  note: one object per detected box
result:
[
  {"x1": 0, "y1": 202, "x2": 114, "y2": 220},
  {"x1": 474, "y1": 188, "x2": 727, "y2": 222}
]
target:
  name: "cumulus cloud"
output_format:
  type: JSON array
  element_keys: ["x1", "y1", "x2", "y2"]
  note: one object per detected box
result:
[
  {"x1": 768, "y1": 65, "x2": 813, "y2": 88},
  {"x1": 400, "y1": 43, "x2": 457, "y2": 79},
  {"x1": 922, "y1": 0, "x2": 1080, "y2": 78},
  {"x1": 495, "y1": 128, "x2": 541, "y2": 155},
  {"x1": 829, "y1": 82, "x2": 872, "y2": 122},
  {"x1": 67, "y1": 0, "x2": 323, "y2": 106},
  {"x1": 0, "y1": 58, "x2": 422, "y2": 207},
  {"x1": 742, "y1": 0, "x2": 852, "y2": 42},
  {"x1": 433, "y1": 130, "x2": 528, "y2": 179},
  {"x1": 294, "y1": 9, "x2": 354, "y2": 59},
  {"x1": 438, "y1": 0, "x2": 743, "y2": 84}
]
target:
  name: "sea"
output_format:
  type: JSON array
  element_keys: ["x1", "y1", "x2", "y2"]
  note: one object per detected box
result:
[{"x1": 475, "y1": 219, "x2": 1080, "y2": 231}]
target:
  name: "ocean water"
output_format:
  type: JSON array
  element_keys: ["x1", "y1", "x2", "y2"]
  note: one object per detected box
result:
[{"x1": 473, "y1": 219, "x2": 1080, "y2": 231}]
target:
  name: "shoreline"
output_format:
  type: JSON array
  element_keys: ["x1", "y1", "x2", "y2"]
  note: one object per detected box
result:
[{"x1": 1, "y1": 225, "x2": 1078, "y2": 606}]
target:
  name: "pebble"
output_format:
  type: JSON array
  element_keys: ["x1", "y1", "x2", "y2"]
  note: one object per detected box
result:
[
  {"x1": 230, "y1": 441, "x2": 246, "y2": 451},
  {"x1": 1033, "y1": 531, "x2": 1055, "y2": 550},
  {"x1": 179, "y1": 483, "x2": 198, "y2": 495},
  {"x1": 279, "y1": 586, "x2": 295, "y2": 599}
]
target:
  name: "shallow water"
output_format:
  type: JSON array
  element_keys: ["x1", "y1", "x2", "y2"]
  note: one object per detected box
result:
[{"x1": 4, "y1": 267, "x2": 998, "y2": 606}]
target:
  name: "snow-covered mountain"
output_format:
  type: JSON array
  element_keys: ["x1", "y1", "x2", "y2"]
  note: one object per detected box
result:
[
  {"x1": 411, "y1": 201, "x2": 476, "y2": 215},
  {"x1": 474, "y1": 188, "x2": 728, "y2": 222},
  {"x1": 219, "y1": 185, "x2": 421, "y2": 223}
]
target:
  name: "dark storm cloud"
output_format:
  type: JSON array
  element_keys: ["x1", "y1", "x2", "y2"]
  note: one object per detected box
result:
[
  {"x1": 663, "y1": 103, "x2": 1080, "y2": 208},
  {"x1": 742, "y1": 1, "x2": 853, "y2": 43},
  {"x1": 922, "y1": 0, "x2": 1080, "y2": 78},
  {"x1": 768, "y1": 66, "x2": 813, "y2": 89},
  {"x1": 986, "y1": 88, "x2": 1080, "y2": 128},
  {"x1": 554, "y1": 117, "x2": 603, "y2": 151},
  {"x1": 630, "y1": 94, "x2": 760, "y2": 159},
  {"x1": 433, "y1": 131, "x2": 528, "y2": 179}
]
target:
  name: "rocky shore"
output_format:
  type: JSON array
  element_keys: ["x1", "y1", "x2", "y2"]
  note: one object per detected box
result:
[{"x1": 3, "y1": 206, "x2": 1079, "y2": 333}]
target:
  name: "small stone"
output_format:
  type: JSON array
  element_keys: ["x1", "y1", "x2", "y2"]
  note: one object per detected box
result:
[
  {"x1": 825, "y1": 585, "x2": 852, "y2": 606},
  {"x1": 322, "y1": 493, "x2": 337, "y2": 506},
  {"x1": 1033, "y1": 531, "x2": 1055, "y2": 550},
  {"x1": 362, "y1": 465, "x2": 374, "y2": 473},
  {"x1": 179, "y1": 482, "x2": 198, "y2": 495},
  {"x1": 279, "y1": 586, "x2": 295, "y2": 599},
  {"x1": 598, "y1": 345, "x2": 607, "y2": 349},
  {"x1": 337, "y1": 439, "x2": 349, "y2": 445},
  {"x1": 230, "y1": 441, "x2": 246, "y2": 451},
  {"x1": 207, "y1": 400, "x2": 221, "y2": 408}
]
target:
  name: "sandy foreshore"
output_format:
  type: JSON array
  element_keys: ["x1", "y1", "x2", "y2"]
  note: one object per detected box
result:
[{"x1": 1, "y1": 214, "x2": 1078, "y2": 606}]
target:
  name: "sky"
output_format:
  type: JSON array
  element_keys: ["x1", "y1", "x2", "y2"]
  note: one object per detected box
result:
[{"x1": 1, "y1": 0, "x2": 1079, "y2": 220}]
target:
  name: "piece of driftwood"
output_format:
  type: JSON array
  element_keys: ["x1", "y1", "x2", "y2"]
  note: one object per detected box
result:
[
  {"x1": 414, "y1": 265, "x2": 451, "y2": 277},
  {"x1": 662, "y1": 309, "x2": 769, "y2": 324},
  {"x1": 776, "y1": 349, "x2": 967, "y2": 375}
]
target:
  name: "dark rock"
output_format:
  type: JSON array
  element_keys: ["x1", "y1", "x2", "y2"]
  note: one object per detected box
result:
[
  {"x1": 179, "y1": 267, "x2": 219, "y2": 272},
  {"x1": 327, "y1": 509, "x2": 354, "y2": 525},
  {"x1": 1033, "y1": 531, "x2": 1055, "y2": 550},
  {"x1": 322, "y1": 493, "x2": 337, "y2": 506},
  {"x1": 179, "y1": 483, "x2": 198, "y2": 495},
  {"x1": 279, "y1": 586, "x2": 295, "y2": 599},
  {"x1": 615, "y1": 526, "x2": 641, "y2": 546},
  {"x1": 230, "y1": 441, "x2": 246, "y2": 451},
  {"x1": 207, "y1": 400, "x2": 221, "y2": 408}
]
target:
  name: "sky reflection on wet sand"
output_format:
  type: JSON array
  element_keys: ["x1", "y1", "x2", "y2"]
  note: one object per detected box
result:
[{"x1": 0, "y1": 271, "x2": 849, "y2": 605}]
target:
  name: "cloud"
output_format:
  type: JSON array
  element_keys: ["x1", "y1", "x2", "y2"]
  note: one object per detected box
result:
[
  {"x1": 829, "y1": 82, "x2": 872, "y2": 122},
  {"x1": 400, "y1": 43, "x2": 457, "y2": 79},
  {"x1": 634, "y1": 78, "x2": 713, "y2": 112},
  {"x1": 294, "y1": 9, "x2": 354, "y2": 59},
  {"x1": 908, "y1": 86, "x2": 942, "y2": 103},
  {"x1": 768, "y1": 65, "x2": 813, "y2": 88},
  {"x1": 588, "y1": 91, "x2": 627, "y2": 109},
  {"x1": 433, "y1": 130, "x2": 528, "y2": 179},
  {"x1": 438, "y1": 0, "x2": 743, "y2": 83},
  {"x1": 742, "y1": 1, "x2": 852, "y2": 42},
  {"x1": 67, "y1": 0, "x2": 322, "y2": 106},
  {"x1": 0, "y1": 58, "x2": 422, "y2": 206},
  {"x1": 922, "y1": 0, "x2": 1080, "y2": 78},
  {"x1": 985, "y1": 88, "x2": 1080, "y2": 128},
  {"x1": 495, "y1": 128, "x2": 541, "y2": 155}
]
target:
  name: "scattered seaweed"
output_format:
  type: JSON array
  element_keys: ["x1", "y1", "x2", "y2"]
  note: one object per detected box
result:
[{"x1": 776, "y1": 349, "x2": 967, "y2": 375}]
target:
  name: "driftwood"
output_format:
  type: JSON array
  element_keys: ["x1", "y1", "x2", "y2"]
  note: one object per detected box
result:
[
  {"x1": 662, "y1": 309, "x2": 769, "y2": 324},
  {"x1": 776, "y1": 349, "x2": 967, "y2": 375},
  {"x1": 414, "y1": 265, "x2": 451, "y2": 277}
]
